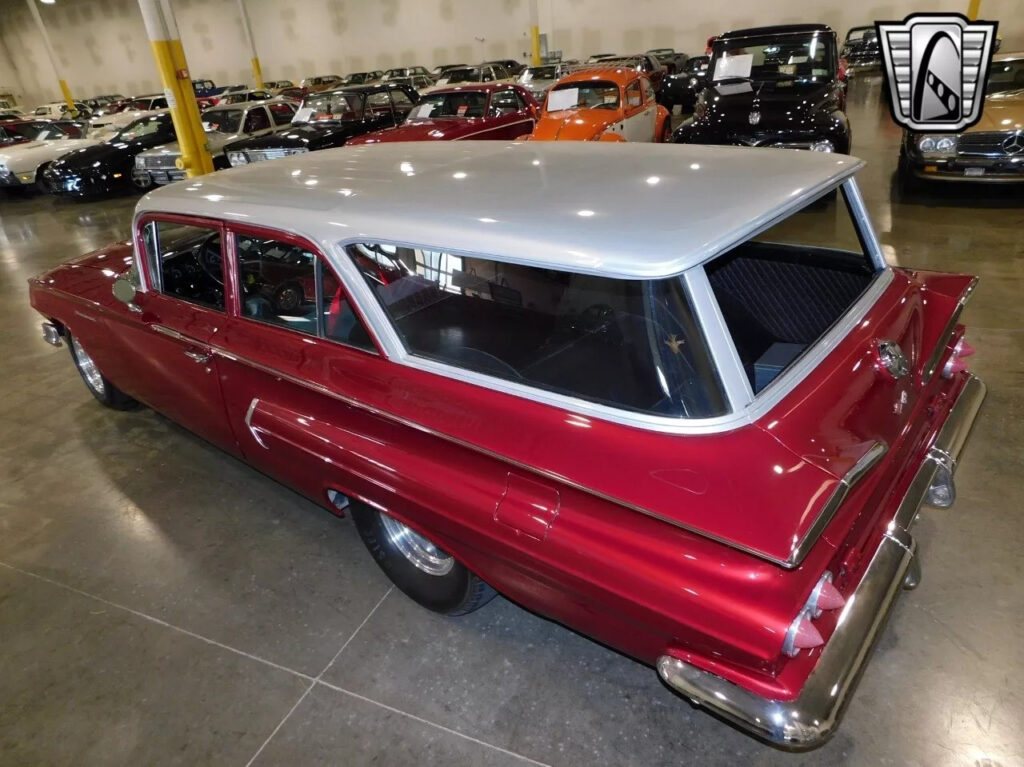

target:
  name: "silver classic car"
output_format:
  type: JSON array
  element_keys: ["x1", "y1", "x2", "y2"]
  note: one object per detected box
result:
[{"x1": 133, "y1": 100, "x2": 297, "y2": 185}]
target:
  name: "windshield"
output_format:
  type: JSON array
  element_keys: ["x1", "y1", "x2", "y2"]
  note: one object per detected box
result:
[
  {"x1": 547, "y1": 80, "x2": 619, "y2": 111},
  {"x1": 712, "y1": 32, "x2": 834, "y2": 83},
  {"x1": 6, "y1": 121, "x2": 70, "y2": 140},
  {"x1": 202, "y1": 108, "x2": 243, "y2": 133},
  {"x1": 347, "y1": 243, "x2": 728, "y2": 419},
  {"x1": 297, "y1": 92, "x2": 364, "y2": 121},
  {"x1": 522, "y1": 66, "x2": 558, "y2": 81},
  {"x1": 408, "y1": 91, "x2": 488, "y2": 119},
  {"x1": 986, "y1": 58, "x2": 1024, "y2": 95},
  {"x1": 439, "y1": 68, "x2": 482, "y2": 84},
  {"x1": 685, "y1": 57, "x2": 710, "y2": 74},
  {"x1": 845, "y1": 28, "x2": 876, "y2": 43},
  {"x1": 114, "y1": 114, "x2": 170, "y2": 141}
]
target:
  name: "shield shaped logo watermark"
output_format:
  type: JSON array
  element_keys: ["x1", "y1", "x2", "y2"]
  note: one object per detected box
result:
[{"x1": 876, "y1": 13, "x2": 998, "y2": 132}]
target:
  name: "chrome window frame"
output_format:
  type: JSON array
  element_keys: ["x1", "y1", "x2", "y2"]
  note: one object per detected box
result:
[{"x1": 329, "y1": 239, "x2": 745, "y2": 434}]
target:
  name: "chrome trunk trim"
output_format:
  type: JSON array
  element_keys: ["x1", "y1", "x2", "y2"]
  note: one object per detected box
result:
[
  {"x1": 787, "y1": 441, "x2": 887, "y2": 567},
  {"x1": 922, "y1": 277, "x2": 978, "y2": 384},
  {"x1": 656, "y1": 374, "x2": 986, "y2": 748}
]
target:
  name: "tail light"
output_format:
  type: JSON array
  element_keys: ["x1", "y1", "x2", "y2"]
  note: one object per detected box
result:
[
  {"x1": 942, "y1": 335, "x2": 973, "y2": 379},
  {"x1": 782, "y1": 572, "x2": 846, "y2": 657}
]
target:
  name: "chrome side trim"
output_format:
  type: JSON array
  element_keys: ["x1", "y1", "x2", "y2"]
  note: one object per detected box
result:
[
  {"x1": 921, "y1": 277, "x2": 978, "y2": 383},
  {"x1": 150, "y1": 323, "x2": 195, "y2": 344},
  {"x1": 208, "y1": 343, "x2": 791, "y2": 567},
  {"x1": 787, "y1": 441, "x2": 887, "y2": 567},
  {"x1": 244, "y1": 397, "x2": 267, "y2": 449},
  {"x1": 656, "y1": 374, "x2": 986, "y2": 748}
]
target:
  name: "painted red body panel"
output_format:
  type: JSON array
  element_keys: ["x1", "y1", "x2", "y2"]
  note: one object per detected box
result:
[
  {"x1": 29, "y1": 234, "x2": 976, "y2": 703},
  {"x1": 347, "y1": 84, "x2": 539, "y2": 146}
]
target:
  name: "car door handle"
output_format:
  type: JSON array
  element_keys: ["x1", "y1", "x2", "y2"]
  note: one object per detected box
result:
[{"x1": 183, "y1": 349, "x2": 212, "y2": 364}]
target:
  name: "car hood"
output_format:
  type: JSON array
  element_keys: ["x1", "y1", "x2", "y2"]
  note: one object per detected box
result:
[
  {"x1": 0, "y1": 138, "x2": 100, "y2": 171},
  {"x1": 226, "y1": 122, "x2": 360, "y2": 150},
  {"x1": 532, "y1": 109, "x2": 619, "y2": 141},
  {"x1": 699, "y1": 81, "x2": 833, "y2": 130},
  {"x1": 51, "y1": 136, "x2": 171, "y2": 171},
  {"x1": 966, "y1": 93, "x2": 1024, "y2": 132},
  {"x1": 137, "y1": 131, "x2": 241, "y2": 159},
  {"x1": 349, "y1": 118, "x2": 491, "y2": 144}
]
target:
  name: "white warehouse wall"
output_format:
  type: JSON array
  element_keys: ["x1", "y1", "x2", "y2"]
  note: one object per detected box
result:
[{"x1": 0, "y1": 0, "x2": 1020, "y2": 108}]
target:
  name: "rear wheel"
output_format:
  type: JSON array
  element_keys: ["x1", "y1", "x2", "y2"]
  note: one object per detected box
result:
[
  {"x1": 68, "y1": 333, "x2": 139, "y2": 410},
  {"x1": 351, "y1": 502, "x2": 496, "y2": 615}
]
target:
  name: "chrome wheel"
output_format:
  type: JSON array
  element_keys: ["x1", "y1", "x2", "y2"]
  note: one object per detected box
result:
[
  {"x1": 70, "y1": 336, "x2": 105, "y2": 397},
  {"x1": 379, "y1": 513, "x2": 454, "y2": 576}
]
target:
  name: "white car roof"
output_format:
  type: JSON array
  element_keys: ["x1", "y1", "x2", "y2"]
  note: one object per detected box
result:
[{"x1": 137, "y1": 141, "x2": 864, "y2": 278}]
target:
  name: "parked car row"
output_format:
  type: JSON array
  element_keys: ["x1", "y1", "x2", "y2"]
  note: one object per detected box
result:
[{"x1": 7, "y1": 22, "x2": 1021, "y2": 200}]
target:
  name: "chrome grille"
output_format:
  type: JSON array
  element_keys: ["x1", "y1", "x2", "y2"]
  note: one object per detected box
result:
[
  {"x1": 140, "y1": 155, "x2": 176, "y2": 169},
  {"x1": 246, "y1": 147, "x2": 307, "y2": 163},
  {"x1": 957, "y1": 131, "x2": 1021, "y2": 157}
]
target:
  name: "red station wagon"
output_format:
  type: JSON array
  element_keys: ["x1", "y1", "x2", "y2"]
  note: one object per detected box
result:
[{"x1": 29, "y1": 142, "x2": 984, "y2": 748}]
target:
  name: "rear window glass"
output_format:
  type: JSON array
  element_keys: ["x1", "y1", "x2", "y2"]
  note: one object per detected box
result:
[
  {"x1": 346, "y1": 243, "x2": 728, "y2": 419},
  {"x1": 705, "y1": 193, "x2": 877, "y2": 393}
]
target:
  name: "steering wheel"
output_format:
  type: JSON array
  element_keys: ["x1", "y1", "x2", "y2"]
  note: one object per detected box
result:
[{"x1": 198, "y1": 232, "x2": 223, "y2": 285}]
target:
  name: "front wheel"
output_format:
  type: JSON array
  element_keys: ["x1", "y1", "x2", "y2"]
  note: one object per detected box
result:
[
  {"x1": 68, "y1": 333, "x2": 140, "y2": 410},
  {"x1": 659, "y1": 121, "x2": 672, "y2": 143},
  {"x1": 351, "y1": 502, "x2": 496, "y2": 615}
]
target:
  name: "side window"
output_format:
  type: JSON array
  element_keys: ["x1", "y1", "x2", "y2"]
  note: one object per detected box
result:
[
  {"x1": 487, "y1": 89, "x2": 519, "y2": 117},
  {"x1": 346, "y1": 243, "x2": 728, "y2": 418},
  {"x1": 641, "y1": 78, "x2": 656, "y2": 104},
  {"x1": 153, "y1": 97, "x2": 168, "y2": 109},
  {"x1": 243, "y1": 107, "x2": 271, "y2": 133},
  {"x1": 482, "y1": 67, "x2": 495, "y2": 82},
  {"x1": 625, "y1": 80, "x2": 642, "y2": 108},
  {"x1": 390, "y1": 88, "x2": 414, "y2": 115},
  {"x1": 494, "y1": 65, "x2": 510, "y2": 80},
  {"x1": 142, "y1": 220, "x2": 225, "y2": 311},
  {"x1": 319, "y1": 265, "x2": 376, "y2": 351},
  {"x1": 235, "y1": 233, "x2": 318, "y2": 336},
  {"x1": 268, "y1": 102, "x2": 296, "y2": 125},
  {"x1": 366, "y1": 91, "x2": 393, "y2": 116}
]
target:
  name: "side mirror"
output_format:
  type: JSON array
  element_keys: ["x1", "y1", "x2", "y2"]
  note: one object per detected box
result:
[{"x1": 112, "y1": 278, "x2": 142, "y2": 313}]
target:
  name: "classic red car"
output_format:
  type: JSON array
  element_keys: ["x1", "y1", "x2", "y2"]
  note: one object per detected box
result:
[
  {"x1": 29, "y1": 142, "x2": 984, "y2": 748},
  {"x1": 346, "y1": 84, "x2": 538, "y2": 145},
  {"x1": 531, "y1": 66, "x2": 671, "y2": 142}
]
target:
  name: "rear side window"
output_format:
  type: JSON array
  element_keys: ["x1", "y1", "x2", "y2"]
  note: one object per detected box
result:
[
  {"x1": 705, "y1": 194, "x2": 877, "y2": 393},
  {"x1": 346, "y1": 243, "x2": 727, "y2": 418},
  {"x1": 269, "y1": 102, "x2": 297, "y2": 125}
]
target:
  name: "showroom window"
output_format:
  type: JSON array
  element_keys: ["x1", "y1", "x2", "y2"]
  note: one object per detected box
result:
[
  {"x1": 345, "y1": 243, "x2": 728, "y2": 418},
  {"x1": 141, "y1": 220, "x2": 225, "y2": 311}
]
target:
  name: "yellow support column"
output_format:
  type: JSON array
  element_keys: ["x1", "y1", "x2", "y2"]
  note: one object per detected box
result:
[
  {"x1": 138, "y1": 0, "x2": 213, "y2": 179},
  {"x1": 25, "y1": 0, "x2": 76, "y2": 115},
  {"x1": 528, "y1": 0, "x2": 542, "y2": 65},
  {"x1": 967, "y1": 0, "x2": 982, "y2": 20},
  {"x1": 237, "y1": 0, "x2": 264, "y2": 88}
]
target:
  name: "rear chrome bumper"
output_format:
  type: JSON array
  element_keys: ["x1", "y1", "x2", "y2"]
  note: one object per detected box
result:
[{"x1": 657, "y1": 374, "x2": 986, "y2": 748}]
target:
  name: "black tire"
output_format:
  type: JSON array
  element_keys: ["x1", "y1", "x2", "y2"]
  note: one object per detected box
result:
[
  {"x1": 33, "y1": 163, "x2": 52, "y2": 194},
  {"x1": 351, "y1": 502, "x2": 496, "y2": 615},
  {"x1": 67, "y1": 332, "x2": 140, "y2": 410},
  {"x1": 272, "y1": 281, "x2": 304, "y2": 313},
  {"x1": 659, "y1": 121, "x2": 671, "y2": 143},
  {"x1": 896, "y1": 153, "x2": 924, "y2": 199}
]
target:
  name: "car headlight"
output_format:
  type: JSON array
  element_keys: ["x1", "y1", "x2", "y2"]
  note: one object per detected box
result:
[
  {"x1": 917, "y1": 134, "x2": 957, "y2": 157},
  {"x1": 227, "y1": 151, "x2": 248, "y2": 166},
  {"x1": 0, "y1": 162, "x2": 7, "y2": 173},
  {"x1": 134, "y1": 156, "x2": 146, "y2": 169},
  {"x1": 810, "y1": 140, "x2": 834, "y2": 152}
]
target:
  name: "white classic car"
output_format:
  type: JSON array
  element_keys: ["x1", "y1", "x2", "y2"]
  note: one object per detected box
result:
[
  {"x1": 33, "y1": 101, "x2": 92, "y2": 119},
  {"x1": 0, "y1": 134, "x2": 100, "y2": 190},
  {"x1": 419, "y1": 64, "x2": 516, "y2": 95},
  {"x1": 133, "y1": 100, "x2": 298, "y2": 185}
]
